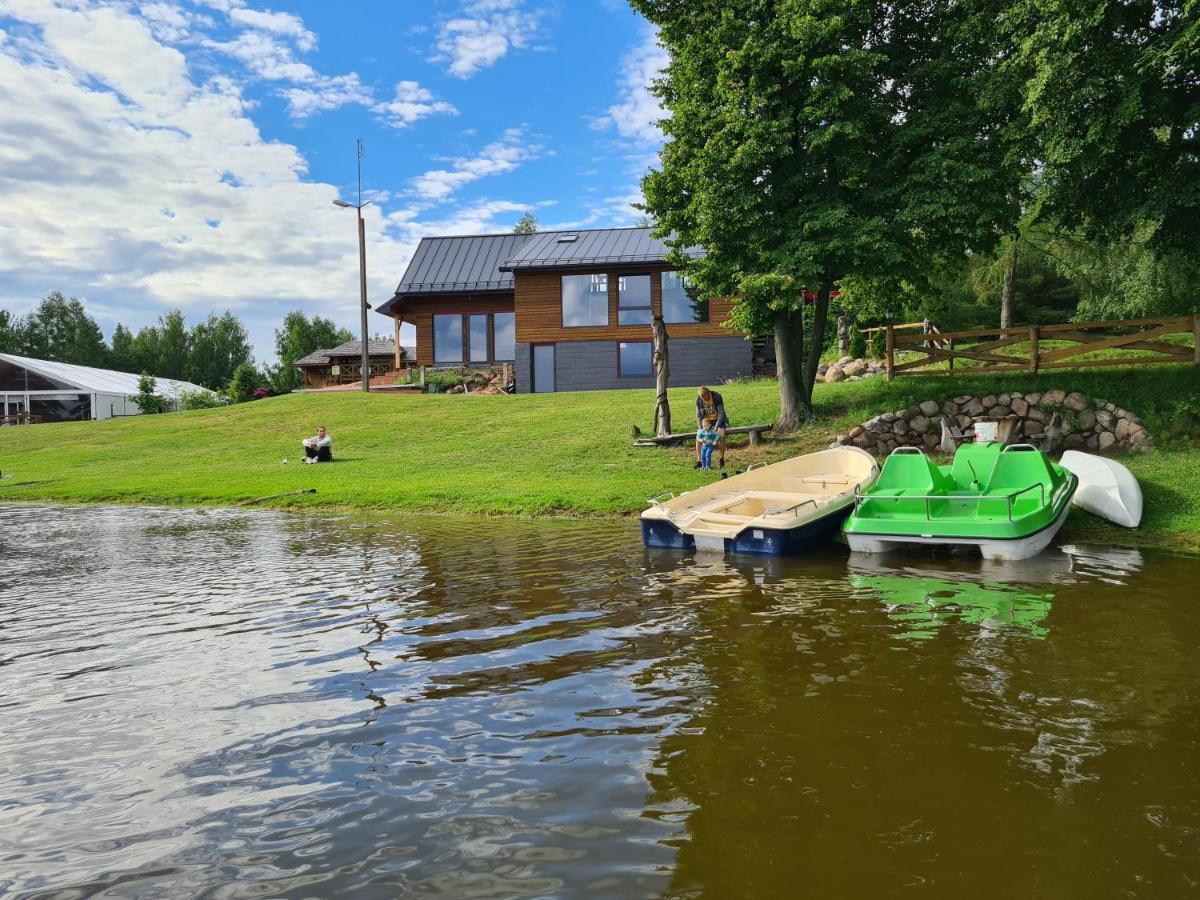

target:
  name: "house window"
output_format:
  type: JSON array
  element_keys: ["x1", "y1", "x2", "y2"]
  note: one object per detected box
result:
[
  {"x1": 493, "y1": 313, "x2": 515, "y2": 361},
  {"x1": 661, "y1": 271, "x2": 709, "y2": 324},
  {"x1": 562, "y1": 273, "x2": 609, "y2": 327},
  {"x1": 468, "y1": 314, "x2": 489, "y2": 364},
  {"x1": 433, "y1": 314, "x2": 463, "y2": 364},
  {"x1": 617, "y1": 274, "x2": 652, "y2": 325},
  {"x1": 618, "y1": 341, "x2": 653, "y2": 377}
]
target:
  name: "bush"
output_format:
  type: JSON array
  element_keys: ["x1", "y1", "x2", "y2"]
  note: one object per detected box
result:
[
  {"x1": 227, "y1": 362, "x2": 260, "y2": 403},
  {"x1": 848, "y1": 325, "x2": 867, "y2": 359},
  {"x1": 180, "y1": 388, "x2": 221, "y2": 410},
  {"x1": 425, "y1": 370, "x2": 464, "y2": 393},
  {"x1": 869, "y1": 328, "x2": 886, "y2": 359},
  {"x1": 133, "y1": 372, "x2": 165, "y2": 414}
]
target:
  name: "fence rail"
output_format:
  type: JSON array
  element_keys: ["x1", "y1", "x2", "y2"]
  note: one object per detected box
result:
[{"x1": 884, "y1": 315, "x2": 1200, "y2": 381}]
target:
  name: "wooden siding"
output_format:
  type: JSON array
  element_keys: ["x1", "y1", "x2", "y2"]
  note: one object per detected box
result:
[
  {"x1": 385, "y1": 292, "x2": 515, "y2": 366},
  {"x1": 512, "y1": 267, "x2": 738, "y2": 345}
]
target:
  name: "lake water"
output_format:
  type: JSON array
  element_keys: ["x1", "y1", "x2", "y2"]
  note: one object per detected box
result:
[{"x1": 1, "y1": 505, "x2": 1198, "y2": 898}]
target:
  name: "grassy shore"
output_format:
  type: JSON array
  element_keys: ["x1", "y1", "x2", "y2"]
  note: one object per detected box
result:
[{"x1": 2, "y1": 366, "x2": 1199, "y2": 549}]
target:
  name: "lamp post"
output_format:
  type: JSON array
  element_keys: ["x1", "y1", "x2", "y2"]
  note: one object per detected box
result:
[{"x1": 334, "y1": 138, "x2": 372, "y2": 393}]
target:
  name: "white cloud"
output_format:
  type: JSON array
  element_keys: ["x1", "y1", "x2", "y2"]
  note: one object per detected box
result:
[
  {"x1": 593, "y1": 26, "x2": 667, "y2": 145},
  {"x1": 433, "y1": 0, "x2": 541, "y2": 79},
  {"x1": 282, "y1": 72, "x2": 373, "y2": 119},
  {"x1": 228, "y1": 7, "x2": 315, "y2": 52},
  {"x1": 373, "y1": 80, "x2": 458, "y2": 129},
  {"x1": 408, "y1": 129, "x2": 542, "y2": 201}
]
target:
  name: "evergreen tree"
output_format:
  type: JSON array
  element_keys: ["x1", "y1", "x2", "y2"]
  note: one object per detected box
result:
[
  {"x1": 19, "y1": 292, "x2": 109, "y2": 366},
  {"x1": 227, "y1": 362, "x2": 260, "y2": 403},
  {"x1": 157, "y1": 310, "x2": 189, "y2": 380},
  {"x1": 512, "y1": 211, "x2": 539, "y2": 234},
  {"x1": 0, "y1": 310, "x2": 24, "y2": 354},
  {"x1": 109, "y1": 324, "x2": 137, "y2": 373}
]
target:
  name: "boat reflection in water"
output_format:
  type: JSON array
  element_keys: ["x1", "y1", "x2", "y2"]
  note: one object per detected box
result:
[{"x1": 848, "y1": 545, "x2": 1144, "y2": 641}]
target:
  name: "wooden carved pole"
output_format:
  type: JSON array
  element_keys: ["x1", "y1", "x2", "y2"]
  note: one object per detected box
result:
[{"x1": 652, "y1": 315, "x2": 671, "y2": 437}]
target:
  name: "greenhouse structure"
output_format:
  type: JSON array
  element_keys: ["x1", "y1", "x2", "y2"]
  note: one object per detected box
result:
[{"x1": 0, "y1": 353, "x2": 211, "y2": 423}]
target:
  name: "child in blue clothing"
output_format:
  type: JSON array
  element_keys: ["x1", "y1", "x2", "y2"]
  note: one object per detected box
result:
[{"x1": 695, "y1": 416, "x2": 720, "y2": 470}]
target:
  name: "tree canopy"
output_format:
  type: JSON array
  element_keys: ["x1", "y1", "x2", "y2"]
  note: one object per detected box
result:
[{"x1": 635, "y1": 0, "x2": 1027, "y2": 426}]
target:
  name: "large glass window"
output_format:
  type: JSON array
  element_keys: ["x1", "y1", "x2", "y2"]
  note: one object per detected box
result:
[
  {"x1": 493, "y1": 313, "x2": 515, "y2": 361},
  {"x1": 29, "y1": 393, "x2": 91, "y2": 422},
  {"x1": 617, "y1": 274, "x2": 653, "y2": 325},
  {"x1": 0, "y1": 360, "x2": 71, "y2": 391},
  {"x1": 468, "y1": 315, "x2": 489, "y2": 364},
  {"x1": 661, "y1": 271, "x2": 709, "y2": 324},
  {"x1": 618, "y1": 342, "x2": 653, "y2": 377},
  {"x1": 433, "y1": 314, "x2": 463, "y2": 364},
  {"x1": 562, "y1": 274, "x2": 609, "y2": 327}
]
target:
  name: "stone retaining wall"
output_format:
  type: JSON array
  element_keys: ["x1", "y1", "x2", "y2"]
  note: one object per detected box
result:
[{"x1": 834, "y1": 389, "x2": 1151, "y2": 456}]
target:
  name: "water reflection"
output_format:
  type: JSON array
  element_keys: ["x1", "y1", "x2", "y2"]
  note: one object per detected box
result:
[{"x1": 0, "y1": 505, "x2": 1196, "y2": 898}]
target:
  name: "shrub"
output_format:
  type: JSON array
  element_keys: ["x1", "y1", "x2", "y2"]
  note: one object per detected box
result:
[
  {"x1": 848, "y1": 325, "x2": 867, "y2": 359},
  {"x1": 227, "y1": 362, "x2": 260, "y2": 403},
  {"x1": 869, "y1": 328, "x2": 886, "y2": 359},
  {"x1": 180, "y1": 389, "x2": 220, "y2": 410},
  {"x1": 133, "y1": 372, "x2": 165, "y2": 414},
  {"x1": 425, "y1": 370, "x2": 464, "y2": 393}
]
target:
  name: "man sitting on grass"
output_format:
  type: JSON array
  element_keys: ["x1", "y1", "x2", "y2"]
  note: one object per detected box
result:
[{"x1": 302, "y1": 426, "x2": 332, "y2": 464}]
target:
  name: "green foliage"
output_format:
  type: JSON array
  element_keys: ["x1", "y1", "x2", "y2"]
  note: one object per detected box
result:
[
  {"x1": 848, "y1": 326, "x2": 867, "y2": 360},
  {"x1": 108, "y1": 323, "x2": 137, "y2": 373},
  {"x1": 180, "y1": 388, "x2": 222, "y2": 410},
  {"x1": 0, "y1": 309, "x2": 23, "y2": 354},
  {"x1": 512, "y1": 211, "x2": 539, "y2": 234},
  {"x1": 187, "y1": 312, "x2": 253, "y2": 390},
  {"x1": 272, "y1": 310, "x2": 353, "y2": 392},
  {"x1": 227, "y1": 362, "x2": 260, "y2": 403},
  {"x1": 635, "y1": 0, "x2": 1025, "y2": 423},
  {"x1": 868, "y1": 328, "x2": 886, "y2": 360},
  {"x1": 424, "y1": 370, "x2": 464, "y2": 392},
  {"x1": 1008, "y1": 0, "x2": 1199, "y2": 252},
  {"x1": 16, "y1": 292, "x2": 109, "y2": 366},
  {"x1": 132, "y1": 372, "x2": 164, "y2": 414},
  {"x1": 157, "y1": 310, "x2": 189, "y2": 380}
]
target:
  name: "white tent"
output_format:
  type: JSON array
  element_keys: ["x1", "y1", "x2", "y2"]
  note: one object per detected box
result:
[{"x1": 0, "y1": 353, "x2": 212, "y2": 422}]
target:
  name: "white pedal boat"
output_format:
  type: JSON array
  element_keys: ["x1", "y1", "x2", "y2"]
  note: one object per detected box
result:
[
  {"x1": 1059, "y1": 450, "x2": 1143, "y2": 528},
  {"x1": 640, "y1": 447, "x2": 879, "y2": 555}
]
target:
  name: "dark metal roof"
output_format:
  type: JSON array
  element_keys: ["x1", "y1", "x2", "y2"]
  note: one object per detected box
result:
[
  {"x1": 294, "y1": 340, "x2": 399, "y2": 368},
  {"x1": 499, "y1": 227, "x2": 703, "y2": 272}
]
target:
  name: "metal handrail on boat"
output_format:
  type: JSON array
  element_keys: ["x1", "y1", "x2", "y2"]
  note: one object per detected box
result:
[
  {"x1": 854, "y1": 481, "x2": 1055, "y2": 522},
  {"x1": 763, "y1": 499, "x2": 819, "y2": 519}
]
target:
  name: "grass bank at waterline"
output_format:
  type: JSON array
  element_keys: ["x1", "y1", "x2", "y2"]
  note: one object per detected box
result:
[{"x1": 1, "y1": 367, "x2": 1199, "y2": 548}]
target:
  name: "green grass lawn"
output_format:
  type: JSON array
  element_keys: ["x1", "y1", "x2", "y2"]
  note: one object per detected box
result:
[{"x1": 2, "y1": 365, "x2": 1199, "y2": 549}]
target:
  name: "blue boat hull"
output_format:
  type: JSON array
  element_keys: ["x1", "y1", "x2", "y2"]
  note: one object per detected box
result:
[{"x1": 641, "y1": 505, "x2": 852, "y2": 556}]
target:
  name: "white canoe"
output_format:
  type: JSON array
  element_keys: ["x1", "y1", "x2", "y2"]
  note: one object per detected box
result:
[{"x1": 1059, "y1": 450, "x2": 1142, "y2": 528}]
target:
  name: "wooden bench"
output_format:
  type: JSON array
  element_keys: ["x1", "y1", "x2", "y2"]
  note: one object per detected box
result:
[{"x1": 633, "y1": 423, "x2": 774, "y2": 447}]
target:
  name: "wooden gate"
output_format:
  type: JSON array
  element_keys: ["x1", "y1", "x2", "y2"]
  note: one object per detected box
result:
[{"x1": 885, "y1": 315, "x2": 1200, "y2": 380}]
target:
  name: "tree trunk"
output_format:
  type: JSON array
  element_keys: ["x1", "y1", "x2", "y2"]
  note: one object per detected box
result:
[
  {"x1": 651, "y1": 315, "x2": 671, "y2": 437},
  {"x1": 773, "y1": 308, "x2": 805, "y2": 432},
  {"x1": 799, "y1": 279, "x2": 833, "y2": 415},
  {"x1": 1000, "y1": 243, "x2": 1018, "y2": 332}
]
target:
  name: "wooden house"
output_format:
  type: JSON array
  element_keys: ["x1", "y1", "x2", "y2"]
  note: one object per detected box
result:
[{"x1": 374, "y1": 227, "x2": 751, "y2": 392}]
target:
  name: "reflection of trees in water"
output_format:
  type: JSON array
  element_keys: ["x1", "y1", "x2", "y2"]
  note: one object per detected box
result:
[{"x1": 642, "y1": 546, "x2": 1200, "y2": 896}]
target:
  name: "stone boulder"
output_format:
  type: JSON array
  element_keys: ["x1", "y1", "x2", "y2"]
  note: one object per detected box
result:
[{"x1": 824, "y1": 366, "x2": 845, "y2": 384}]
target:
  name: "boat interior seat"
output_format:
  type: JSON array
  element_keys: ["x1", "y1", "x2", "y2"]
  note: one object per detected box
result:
[
  {"x1": 874, "y1": 451, "x2": 955, "y2": 495},
  {"x1": 765, "y1": 475, "x2": 853, "y2": 495},
  {"x1": 950, "y1": 442, "x2": 1003, "y2": 490}
]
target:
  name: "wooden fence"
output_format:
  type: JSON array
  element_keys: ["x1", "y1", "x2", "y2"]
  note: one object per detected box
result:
[{"x1": 884, "y1": 315, "x2": 1200, "y2": 381}]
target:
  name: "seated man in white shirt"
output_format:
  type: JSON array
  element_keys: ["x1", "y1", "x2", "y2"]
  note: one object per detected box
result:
[{"x1": 302, "y1": 426, "x2": 332, "y2": 463}]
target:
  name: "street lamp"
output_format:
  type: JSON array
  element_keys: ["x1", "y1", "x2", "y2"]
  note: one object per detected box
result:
[{"x1": 333, "y1": 138, "x2": 373, "y2": 393}]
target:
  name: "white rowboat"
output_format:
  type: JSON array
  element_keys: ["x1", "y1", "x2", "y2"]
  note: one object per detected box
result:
[{"x1": 1059, "y1": 450, "x2": 1143, "y2": 528}]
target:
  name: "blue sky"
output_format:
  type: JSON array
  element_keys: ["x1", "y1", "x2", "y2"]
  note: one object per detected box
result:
[{"x1": 0, "y1": 0, "x2": 666, "y2": 360}]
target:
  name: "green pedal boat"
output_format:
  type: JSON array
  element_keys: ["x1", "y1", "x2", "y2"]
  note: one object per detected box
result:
[{"x1": 843, "y1": 442, "x2": 1078, "y2": 561}]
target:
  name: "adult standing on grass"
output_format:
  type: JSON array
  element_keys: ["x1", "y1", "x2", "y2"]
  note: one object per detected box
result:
[{"x1": 695, "y1": 386, "x2": 729, "y2": 469}]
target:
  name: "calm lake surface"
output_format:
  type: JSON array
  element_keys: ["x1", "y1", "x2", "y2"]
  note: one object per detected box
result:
[{"x1": 1, "y1": 504, "x2": 1198, "y2": 898}]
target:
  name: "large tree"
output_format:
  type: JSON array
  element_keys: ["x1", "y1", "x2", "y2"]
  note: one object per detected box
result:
[
  {"x1": 188, "y1": 311, "x2": 253, "y2": 389},
  {"x1": 1010, "y1": 0, "x2": 1199, "y2": 252},
  {"x1": 0, "y1": 310, "x2": 25, "y2": 354},
  {"x1": 272, "y1": 310, "x2": 352, "y2": 391},
  {"x1": 634, "y1": 0, "x2": 1026, "y2": 427},
  {"x1": 19, "y1": 291, "x2": 108, "y2": 366}
]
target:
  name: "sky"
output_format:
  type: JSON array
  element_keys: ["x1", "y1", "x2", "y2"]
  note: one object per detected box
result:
[{"x1": 0, "y1": 0, "x2": 667, "y2": 362}]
